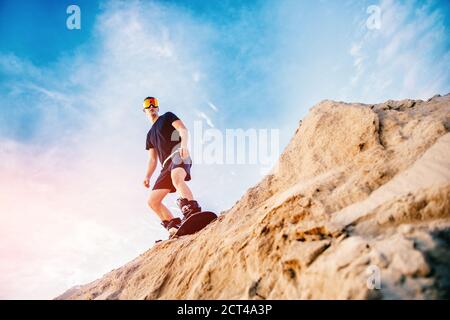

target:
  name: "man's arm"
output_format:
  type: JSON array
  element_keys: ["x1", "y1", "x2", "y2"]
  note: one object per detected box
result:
[
  {"x1": 143, "y1": 148, "x2": 157, "y2": 188},
  {"x1": 172, "y1": 119, "x2": 189, "y2": 159}
]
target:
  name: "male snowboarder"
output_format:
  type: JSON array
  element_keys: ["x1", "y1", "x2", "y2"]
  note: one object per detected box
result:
[{"x1": 142, "y1": 97, "x2": 202, "y2": 236}]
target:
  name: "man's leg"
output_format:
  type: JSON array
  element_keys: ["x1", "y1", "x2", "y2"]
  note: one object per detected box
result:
[
  {"x1": 171, "y1": 167, "x2": 194, "y2": 200},
  {"x1": 147, "y1": 189, "x2": 174, "y2": 221}
]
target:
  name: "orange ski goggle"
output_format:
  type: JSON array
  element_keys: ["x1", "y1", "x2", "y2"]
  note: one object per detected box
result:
[{"x1": 143, "y1": 97, "x2": 159, "y2": 109}]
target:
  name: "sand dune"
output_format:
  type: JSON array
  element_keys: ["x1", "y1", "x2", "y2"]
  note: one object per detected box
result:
[{"x1": 57, "y1": 94, "x2": 450, "y2": 300}]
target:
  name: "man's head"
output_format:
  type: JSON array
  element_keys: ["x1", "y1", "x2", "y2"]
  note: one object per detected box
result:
[{"x1": 143, "y1": 97, "x2": 159, "y2": 119}]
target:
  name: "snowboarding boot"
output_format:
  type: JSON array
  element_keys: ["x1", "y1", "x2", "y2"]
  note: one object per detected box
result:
[
  {"x1": 161, "y1": 217, "x2": 182, "y2": 237},
  {"x1": 177, "y1": 198, "x2": 202, "y2": 221}
]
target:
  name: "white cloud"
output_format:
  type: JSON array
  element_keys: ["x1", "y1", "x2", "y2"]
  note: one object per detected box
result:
[
  {"x1": 0, "y1": 53, "x2": 42, "y2": 78},
  {"x1": 192, "y1": 72, "x2": 203, "y2": 82},
  {"x1": 342, "y1": 0, "x2": 450, "y2": 102},
  {"x1": 349, "y1": 43, "x2": 362, "y2": 57},
  {"x1": 25, "y1": 83, "x2": 71, "y2": 104},
  {"x1": 349, "y1": 42, "x2": 365, "y2": 85}
]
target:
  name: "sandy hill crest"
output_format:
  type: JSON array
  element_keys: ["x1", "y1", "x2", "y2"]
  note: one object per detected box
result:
[{"x1": 57, "y1": 94, "x2": 450, "y2": 299}]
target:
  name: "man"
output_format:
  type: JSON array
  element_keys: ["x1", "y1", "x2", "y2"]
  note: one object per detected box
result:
[{"x1": 142, "y1": 97, "x2": 202, "y2": 236}]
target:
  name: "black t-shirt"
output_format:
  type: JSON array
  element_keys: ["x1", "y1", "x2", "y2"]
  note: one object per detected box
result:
[{"x1": 145, "y1": 112, "x2": 181, "y2": 165}]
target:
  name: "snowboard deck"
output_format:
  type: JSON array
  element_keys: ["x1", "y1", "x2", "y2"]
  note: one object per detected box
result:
[
  {"x1": 172, "y1": 211, "x2": 217, "y2": 238},
  {"x1": 154, "y1": 211, "x2": 217, "y2": 244}
]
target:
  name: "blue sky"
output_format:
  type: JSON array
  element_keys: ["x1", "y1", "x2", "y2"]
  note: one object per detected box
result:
[
  {"x1": 0, "y1": 0, "x2": 449, "y2": 299},
  {"x1": 0, "y1": 0, "x2": 98, "y2": 64},
  {"x1": 2, "y1": 0, "x2": 449, "y2": 142}
]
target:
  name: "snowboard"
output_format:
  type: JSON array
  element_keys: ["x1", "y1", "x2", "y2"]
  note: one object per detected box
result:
[{"x1": 171, "y1": 211, "x2": 217, "y2": 238}]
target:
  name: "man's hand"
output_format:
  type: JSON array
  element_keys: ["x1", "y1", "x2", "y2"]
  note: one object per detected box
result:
[
  {"x1": 143, "y1": 176, "x2": 150, "y2": 188},
  {"x1": 179, "y1": 146, "x2": 190, "y2": 160}
]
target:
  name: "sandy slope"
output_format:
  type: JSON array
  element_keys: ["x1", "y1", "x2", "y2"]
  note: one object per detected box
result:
[{"x1": 57, "y1": 94, "x2": 450, "y2": 300}]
